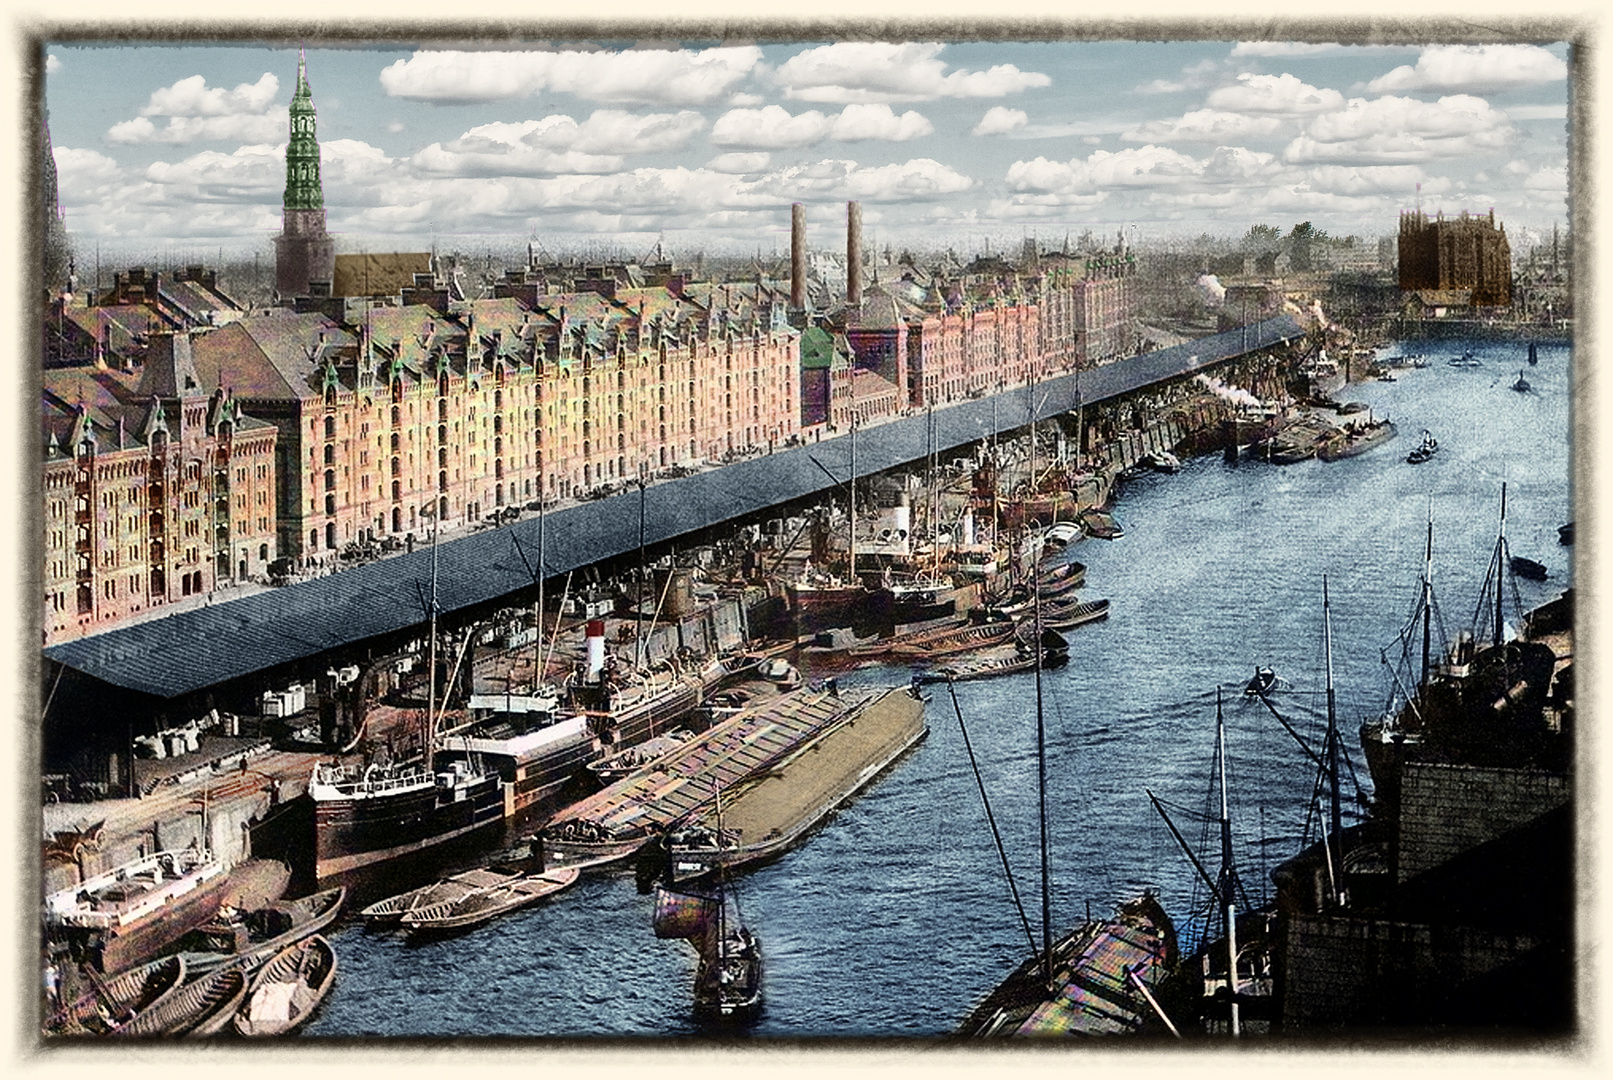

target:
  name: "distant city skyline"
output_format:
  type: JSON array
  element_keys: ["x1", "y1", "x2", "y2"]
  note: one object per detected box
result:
[{"x1": 44, "y1": 35, "x2": 1572, "y2": 260}]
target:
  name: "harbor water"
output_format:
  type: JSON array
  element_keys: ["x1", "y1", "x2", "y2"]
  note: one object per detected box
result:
[{"x1": 305, "y1": 339, "x2": 1573, "y2": 1037}]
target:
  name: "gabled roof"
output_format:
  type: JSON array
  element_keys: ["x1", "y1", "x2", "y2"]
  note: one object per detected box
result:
[{"x1": 190, "y1": 311, "x2": 351, "y2": 401}]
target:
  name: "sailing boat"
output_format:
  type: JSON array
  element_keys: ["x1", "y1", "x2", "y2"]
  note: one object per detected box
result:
[
  {"x1": 1512, "y1": 369, "x2": 1532, "y2": 394},
  {"x1": 309, "y1": 508, "x2": 504, "y2": 880},
  {"x1": 956, "y1": 386, "x2": 1178, "y2": 1039},
  {"x1": 651, "y1": 782, "x2": 762, "y2": 1021}
]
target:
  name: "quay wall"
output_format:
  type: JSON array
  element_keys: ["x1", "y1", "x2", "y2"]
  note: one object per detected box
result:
[
  {"x1": 1396, "y1": 763, "x2": 1570, "y2": 884},
  {"x1": 1278, "y1": 913, "x2": 1542, "y2": 1028}
]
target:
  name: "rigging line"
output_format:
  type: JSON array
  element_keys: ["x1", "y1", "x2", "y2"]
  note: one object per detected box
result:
[
  {"x1": 1255, "y1": 692, "x2": 1325, "y2": 770},
  {"x1": 946, "y1": 678, "x2": 1037, "y2": 960},
  {"x1": 1147, "y1": 789, "x2": 1220, "y2": 899}
]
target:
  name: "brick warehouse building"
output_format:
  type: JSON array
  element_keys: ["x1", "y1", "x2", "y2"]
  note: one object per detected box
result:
[
  {"x1": 42, "y1": 333, "x2": 278, "y2": 644},
  {"x1": 186, "y1": 275, "x2": 802, "y2": 564},
  {"x1": 1398, "y1": 208, "x2": 1513, "y2": 307}
]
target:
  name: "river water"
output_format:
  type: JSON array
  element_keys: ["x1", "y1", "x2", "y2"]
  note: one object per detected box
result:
[{"x1": 304, "y1": 339, "x2": 1573, "y2": 1038}]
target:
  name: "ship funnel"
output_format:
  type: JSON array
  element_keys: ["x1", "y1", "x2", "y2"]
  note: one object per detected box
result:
[{"x1": 586, "y1": 618, "x2": 606, "y2": 677}]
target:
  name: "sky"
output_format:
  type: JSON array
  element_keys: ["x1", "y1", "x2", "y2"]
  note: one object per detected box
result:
[{"x1": 43, "y1": 36, "x2": 1572, "y2": 262}]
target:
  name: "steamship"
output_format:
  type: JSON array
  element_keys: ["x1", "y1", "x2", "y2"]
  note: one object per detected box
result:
[{"x1": 432, "y1": 619, "x2": 722, "y2": 820}]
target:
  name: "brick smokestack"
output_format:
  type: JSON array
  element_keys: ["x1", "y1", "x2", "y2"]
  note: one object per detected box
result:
[
  {"x1": 791, "y1": 202, "x2": 807, "y2": 310},
  {"x1": 847, "y1": 200, "x2": 863, "y2": 306}
]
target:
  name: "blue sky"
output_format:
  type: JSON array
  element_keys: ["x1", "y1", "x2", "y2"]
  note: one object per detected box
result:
[{"x1": 44, "y1": 37, "x2": 1571, "y2": 260}]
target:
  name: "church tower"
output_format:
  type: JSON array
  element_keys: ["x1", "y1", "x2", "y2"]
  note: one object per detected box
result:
[{"x1": 273, "y1": 50, "x2": 334, "y2": 300}]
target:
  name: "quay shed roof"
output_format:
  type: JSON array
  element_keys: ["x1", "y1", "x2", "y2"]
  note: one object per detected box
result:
[{"x1": 43, "y1": 314, "x2": 1306, "y2": 700}]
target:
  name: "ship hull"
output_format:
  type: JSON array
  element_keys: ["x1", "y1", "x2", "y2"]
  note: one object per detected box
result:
[
  {"x1": 313, "y1": 773, "x2": 505, "y2": 880},
  {"x1": 94, "y1": 876, "x2": 233, "y2": 975}
]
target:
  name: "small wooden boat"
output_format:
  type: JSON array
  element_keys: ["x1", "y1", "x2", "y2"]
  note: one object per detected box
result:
[
  {"x1": 886, "y1": 620, "x2": 1014, "y2": 659},
  {"x1": 759, "y1": 657, "x2": 803, "y2": 690},
  {"x1": 1509, "y1": 556, "x2": 1549, "y2": 581},
  {"x1": 109, "y1": 965, "x2": 247, "y2": 1038},
  {"x1": 233, "y1": 935, "x2": 337, "y2": 1037},
  {"x1": 922, "y1": 648, "x2": 1039, "y2": 685},
  {"x1": 177, "y1": 886, "x2": 346, "y2": 980},
  {"x1": 360, "y1": 867, "x2": 526, "y2": 926},
  {"x1": 1244, "y1": 666, "x2": 1277, "y2": 698},
  {"x1": 45, "y1": 955, "x2": 187, "y2": 1036},
  {"x1": 401, "y1": 867, "x2": 580, "y2": 934},
  {"x1": 1559, "y1": 522, "x2": 1574, "y2": 546},
  {"x1": 1036, "y1": 597, "x2": 1111, "y2": 631},
  {"x1": 1043, "y1": 521, "x2": 1083, "y2": 548},
  {"x1": 1077, "y1": 508, "x2": 1124, "y2": 540},
  {"x1": 1013, "y1": 619, "x2": 1068, "y2": 652}
]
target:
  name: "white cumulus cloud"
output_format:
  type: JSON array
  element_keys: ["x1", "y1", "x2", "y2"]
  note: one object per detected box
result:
[
  {"x1": 711, "y1": 103, "x2": 931, "y2": 149},
  {"x1": 107, "y1": 72, "x2": 284, "y2": 144},
  {"x1": 1367, "y1": 44, "x2": 1567, "y2": 94},
  {"x1": 142, "y1": 73, "x2": 279, "y2": 117},
  {"x1": 712, "y1": 105, "x2": 833, "y2": 149},
  {"x1": 1285, "y1": 94, "x2": 1516, "y2": 164},
  {"x1": 973, "y1": 106, "x2": 1028, "y2": 136},
  {"x1": 378, "y1": 46, "x2": 763, "y2": 105},
  {"x1": 772, "y1": 42, "x2": 1048, "y2": 104},
  {"x1": 46, "y1": 53, "x2": 61, "y2": 74},
  {"x1": 1206, "y1": 73, "x2": 1345, "y2": 115},
  {"x1": 410, "y1": 111, "x2": 704, "y2": 177}
]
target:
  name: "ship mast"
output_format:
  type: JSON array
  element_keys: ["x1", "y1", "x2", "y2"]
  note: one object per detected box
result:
[
  {"x1": 848, "y1": 421, "x2": 857, "y2": 586},
  {"x1": 425, "y1": 503, "x2": 439, "y2": 774},
  {"x1": 1323, "y1": 575, "x2": 1342, "y2": 903},
  {"x1": 1029, "y1": 377, "x2": 1051, "y2": 987},
  {"x1": 1420, "y1": 503, "x2": 1433, "y2": 689},
  {"x1": 1216, "y1": 688, "x2": 1240, "y2": 1037},
  {"x1": 1494, "y1": 482, "x2": 1508, "y2": 647}
]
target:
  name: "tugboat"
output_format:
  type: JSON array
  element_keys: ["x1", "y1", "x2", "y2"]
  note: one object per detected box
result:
[{"x1": 1406, "y1": 430, "x2": 1439, "y2": 465}]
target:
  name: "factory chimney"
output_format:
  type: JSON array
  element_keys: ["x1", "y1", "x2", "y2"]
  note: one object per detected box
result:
[
  {"x1": 847, "y1": 201, "x2": 863, "y2": 306},
  {"x1": 791, "y1": 203, "x2": 807, "y2": 311}
]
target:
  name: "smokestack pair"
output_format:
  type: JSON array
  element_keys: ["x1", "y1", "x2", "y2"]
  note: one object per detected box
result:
[{"x1": 789, "y1": 201, "x2": 863, "y2": 310}]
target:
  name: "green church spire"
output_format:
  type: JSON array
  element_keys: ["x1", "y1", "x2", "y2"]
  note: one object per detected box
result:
[{"x1": 284, "y1": 48, "x2": 323, "y2": 211}]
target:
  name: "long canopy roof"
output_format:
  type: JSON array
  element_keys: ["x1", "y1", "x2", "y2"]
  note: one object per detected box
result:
[{"x1": 44, "y1": 314, "x2": 1306, "y2": 698}]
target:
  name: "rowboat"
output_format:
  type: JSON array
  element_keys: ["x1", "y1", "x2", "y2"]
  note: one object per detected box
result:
[
  {"x1": 177, "y1": 886, "x2": 346, "y2": 980},
  {"x1": 45, "y1": 955, "x2": 186, "y2": 1036},
  {"x1": 233, "y1": 935, "x2": 337, "y2": 1037},
  {"x1": 886, "y1": 621, "x2": 1015, "y2": 659},
  {"x1": 360, "y1": 866, "x2": 529, "y2": 926},
  {"x1": 400, "y1": 867, "x2": 580, "y2": 935},
  {"x1": 1035, "y1": 597, "x2": 1111, "y2": 631},
  {"x1": 109, "y1": 965, "x2": 247, "y2": 1038},
  {"x1": 920, "y1": 649, "x2": 1038, "y2": 685}
]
